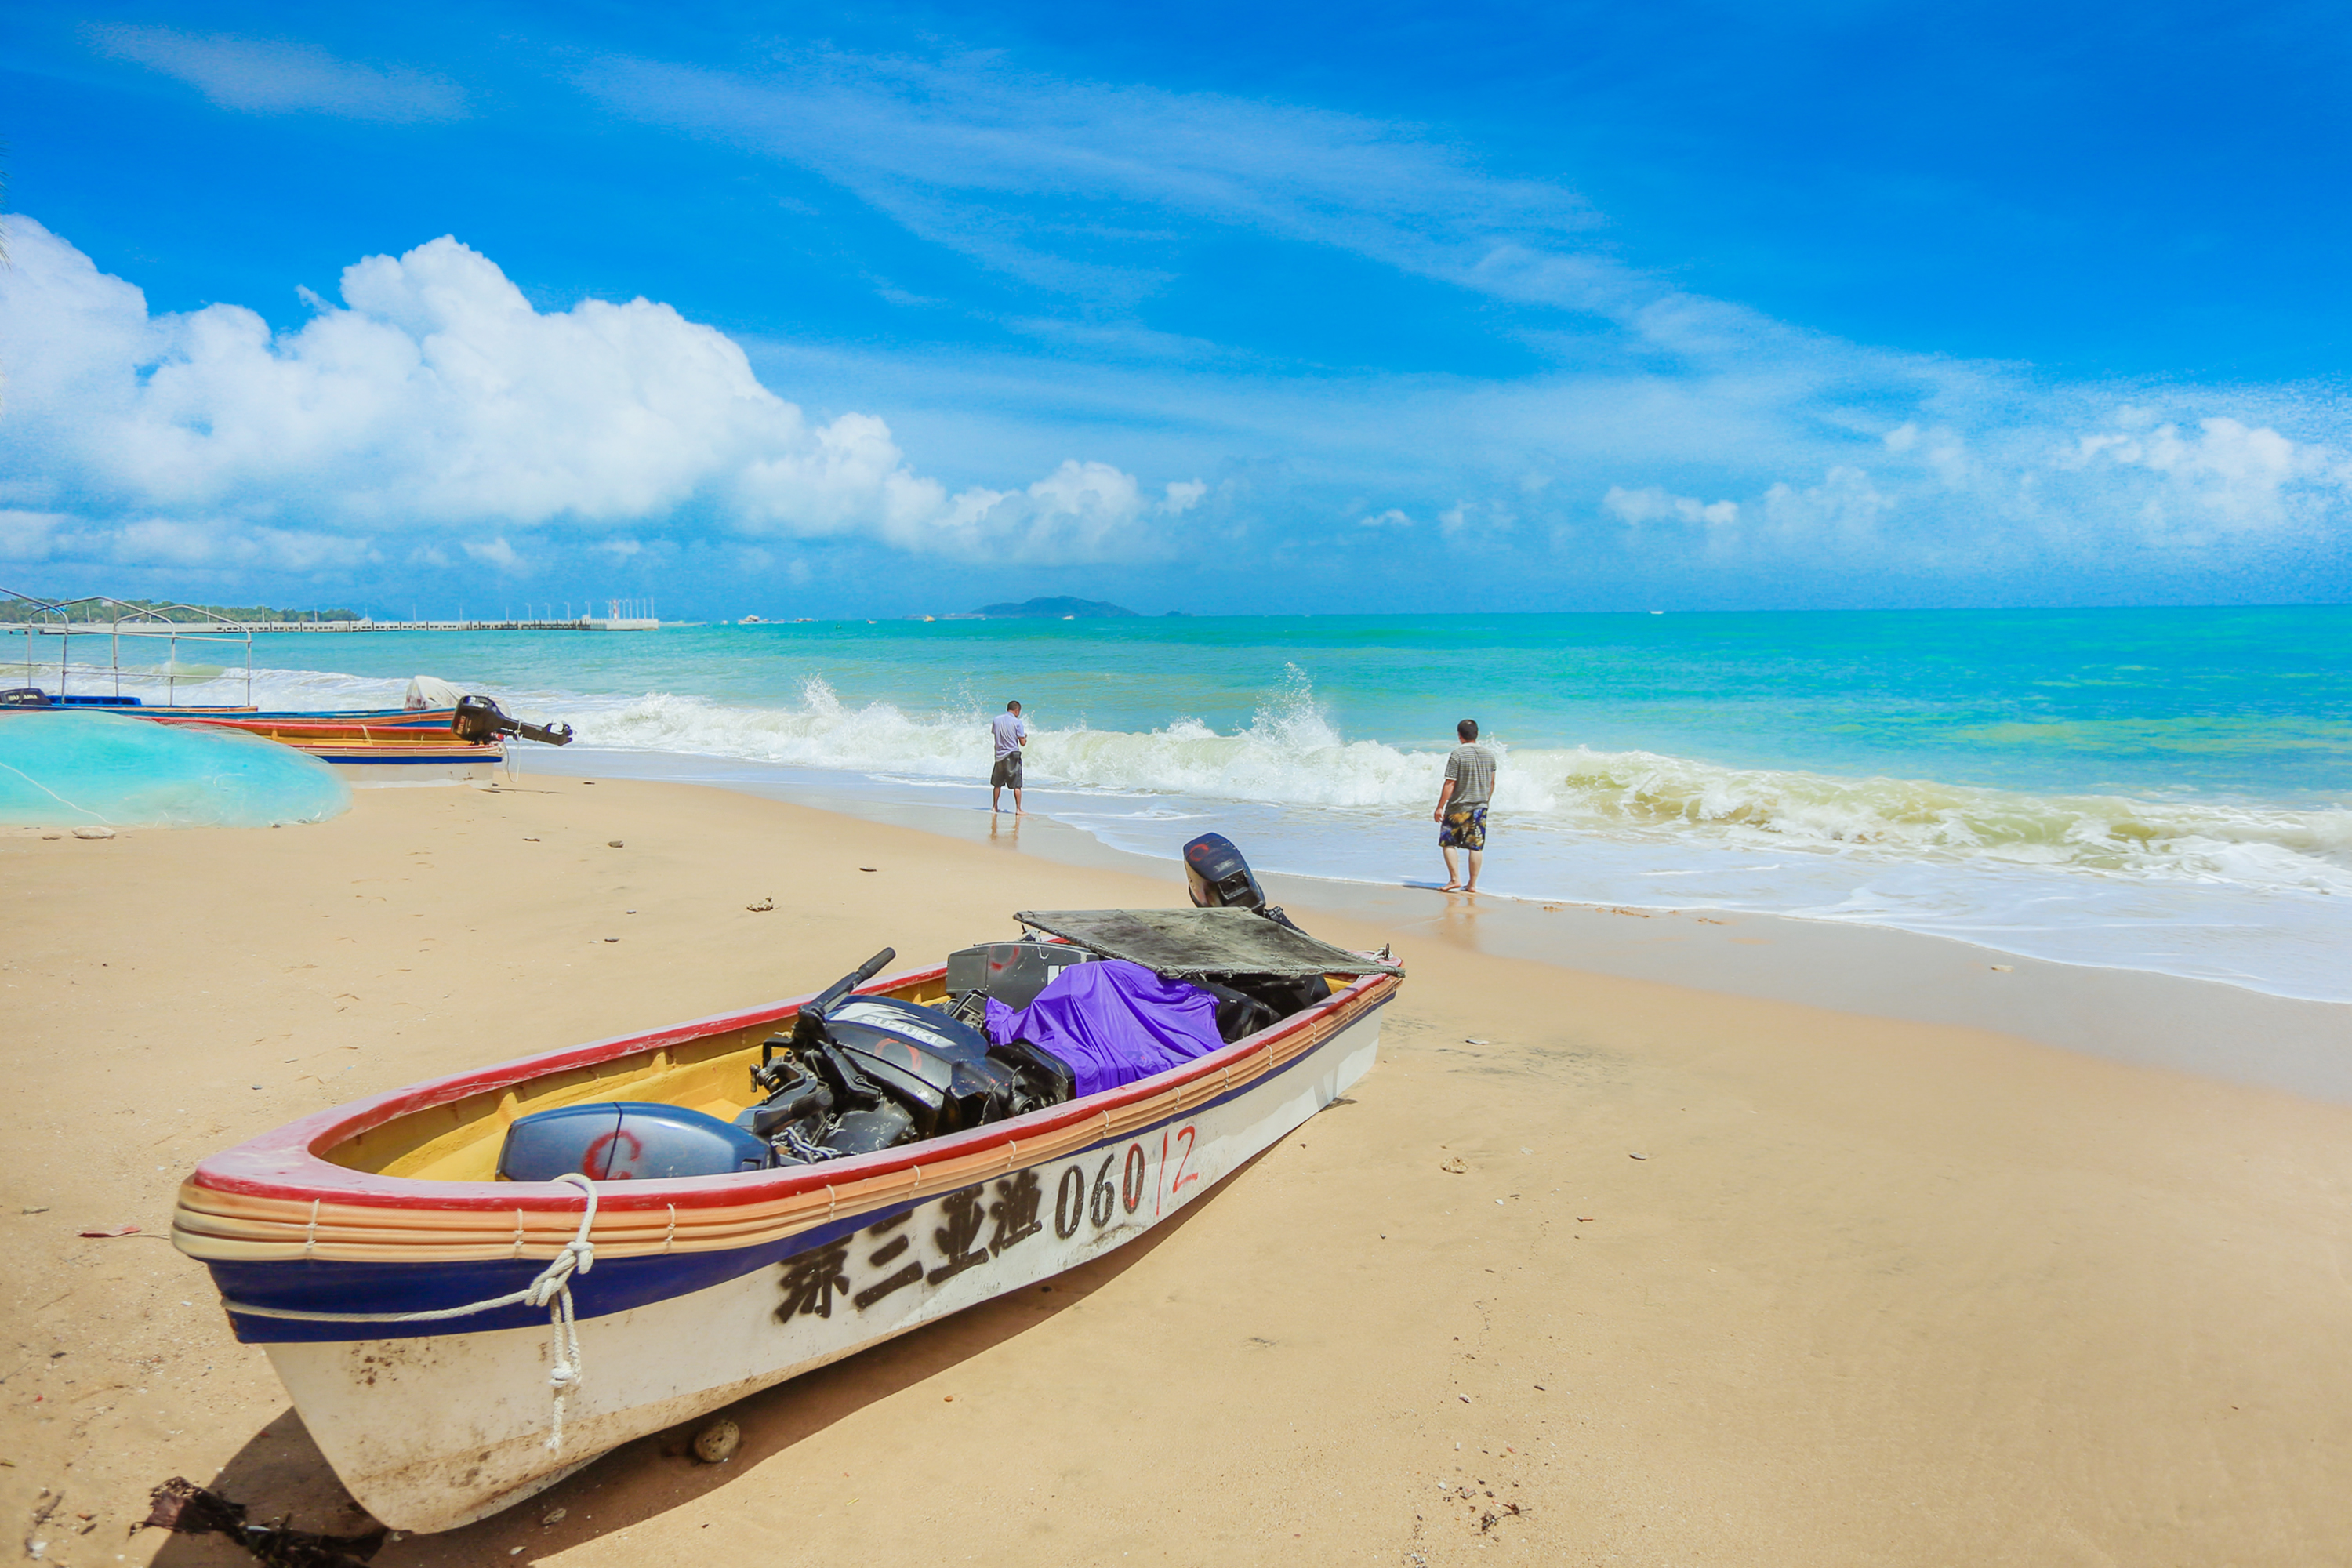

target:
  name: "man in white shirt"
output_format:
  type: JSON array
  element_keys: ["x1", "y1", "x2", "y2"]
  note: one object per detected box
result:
[
  {"x1": 1432, "y1": 717, "x2": 1495, "y2": 892},
  {"x1": 989, "y1": 700, "x2": 1029, "y2": 815}
]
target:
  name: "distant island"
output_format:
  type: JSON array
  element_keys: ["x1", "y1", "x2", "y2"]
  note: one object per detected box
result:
[{"x1": 975, "y1": 597, "x2": 1138, "y2": 619}]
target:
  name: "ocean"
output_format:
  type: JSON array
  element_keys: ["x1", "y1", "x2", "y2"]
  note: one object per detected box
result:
[{"x1": 28, "y1": 606, "x2": 2351, "y2": 1002}]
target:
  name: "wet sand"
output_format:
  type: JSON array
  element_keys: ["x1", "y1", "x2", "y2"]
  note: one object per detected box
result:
[{"x1": 6, "y1": 779, "x2": 2351, "y2": 1566}]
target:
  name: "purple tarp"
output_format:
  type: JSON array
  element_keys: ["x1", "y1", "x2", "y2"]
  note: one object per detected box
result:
[{"x1": 984, "y1": 959, "x2": 1225, "y2": 1098}]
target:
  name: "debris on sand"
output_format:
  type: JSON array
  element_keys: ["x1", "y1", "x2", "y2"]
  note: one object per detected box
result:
[
  {"x1": 138, "y1": 1477, "x2": 386, "y2": 1568},
  {"x1": 693, "y1": 1417, "x2": 742, "y2": 1464}
]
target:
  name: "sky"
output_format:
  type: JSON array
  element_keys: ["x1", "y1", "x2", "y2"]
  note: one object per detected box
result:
[{"x1": 3, "y1": 1, "x2": 2350, "y2": 618}]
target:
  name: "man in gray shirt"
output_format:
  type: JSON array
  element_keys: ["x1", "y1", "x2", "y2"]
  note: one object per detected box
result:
[
  {"x1": 1432, "y1": 717, "x2": 1496, "y2": 892},
  {"x1": 989, "y1": 699, "x2": 1029, "y2": 815}
]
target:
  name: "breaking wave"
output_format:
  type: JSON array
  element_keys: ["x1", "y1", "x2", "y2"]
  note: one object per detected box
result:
[
  {"x1": 94, "y1": 657, "x2": 2352, "y2": 898},
  {"x1": 550, "y1": 669, "x2": 2352, "y2": 898}
]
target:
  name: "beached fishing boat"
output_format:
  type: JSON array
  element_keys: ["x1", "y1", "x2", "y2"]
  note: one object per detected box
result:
[
  {"x1": 5, "y1": 588, "x2": 574, "y2": 781},
  {"x1": 122, "y1": 706, "x2": 499, "y2": 782},
  {"x1": 172, "y1": 843, "x2": 1400, "y2": 1533}
]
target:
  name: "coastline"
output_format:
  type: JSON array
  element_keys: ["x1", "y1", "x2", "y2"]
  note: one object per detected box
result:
[
  {"x1": 519, "y1": 746, "x2": 2352, "y2": 1102},
  {"x1": 8, "y1": 776, "x2": 2352, "y2": 1565},
  {"x1": 38, "y1": 606, "x2": 2352, "y2": 1007}
]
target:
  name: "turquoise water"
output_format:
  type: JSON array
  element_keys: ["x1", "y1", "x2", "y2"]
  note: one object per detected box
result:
[{"x1": 24, "y1": 607, "x2": 2350, "y2": 997}]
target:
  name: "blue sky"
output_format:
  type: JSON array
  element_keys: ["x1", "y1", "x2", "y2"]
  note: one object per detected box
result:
[{"x1": 3, "y1": 1, "x2": 2349, "y2": 616}]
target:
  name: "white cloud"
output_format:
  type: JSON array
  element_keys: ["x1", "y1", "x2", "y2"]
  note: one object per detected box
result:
[
  {"x1": 2063, "y1": 413, "x2": 2332, "y2": 533},
  {"x1": 1438, "y1": 499, "x2": 1515, "y2": 538},
  {"x1": 1602, "y1": 485, "x2": 1739, "y2": 528},
  {"x1": 579, "y1": 44, "x2": 2352, "y2": 597},
  {"x1": 1759, "y1": 466, "x2": 1889, "y2": 549},
  {"x1": 87, "y1": 25, "x2": 468, "y2": 122},
  {"x1": 1359, "y1": 508, "x2": 1413, "y2": 528},
  {"x1": 583, "y1": 50, "x2": 1595, "y2": 309},
  {"x1": 0, "y1": 510, "x2": 65, "y2": 561},
  {"x1": 97, "y1": 518, "x2": 377, "y2": 572},
  {"x1": 0, "y1": 217, "x2": 1200, "y2": 572},
  {"x1": 462, "y1": 538, "x2": 524, "y2": 572}
]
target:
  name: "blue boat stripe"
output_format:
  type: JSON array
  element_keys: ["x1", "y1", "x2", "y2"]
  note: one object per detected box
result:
[{"x1": 215, "y1": 995, "x2": 1387, "y2": 1344}]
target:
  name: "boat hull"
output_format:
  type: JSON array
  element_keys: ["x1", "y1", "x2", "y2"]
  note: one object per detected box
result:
[
  {"x1": 131, "y1": 707, "x2": 504, "y2": 782},
  {"x1": 176, "y1": 962, "x2": 1393, "y2": 1532},
  {"x1": 260, "y1": 1006, "x2": 1378, "y2": 1531}
]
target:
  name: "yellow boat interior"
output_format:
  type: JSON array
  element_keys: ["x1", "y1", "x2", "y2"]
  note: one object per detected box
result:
[{"x1": 325, "y1": 972, "x2": 951, "y2": 1184}]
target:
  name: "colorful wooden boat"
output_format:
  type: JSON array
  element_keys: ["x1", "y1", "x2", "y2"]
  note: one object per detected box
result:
[
  {"x1": 8, "y1": 594, "x2": 564, "y2": 782},
  {"x1": 131, "y1": 706, "x2": 508, "y2": 782},
  {"x1": 172, "y1": 908, "x2": 1401, "y2": 1532}
]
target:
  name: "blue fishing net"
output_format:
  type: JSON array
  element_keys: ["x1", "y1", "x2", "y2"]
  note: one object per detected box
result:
[{"x1": 0, "y1": 711, "x2": 352, "y2": 828}]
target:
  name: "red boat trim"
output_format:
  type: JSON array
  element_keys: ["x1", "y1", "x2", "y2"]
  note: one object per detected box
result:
[{"x1": 187, "y1": 965, "x2": 1396, "y2": 1218}]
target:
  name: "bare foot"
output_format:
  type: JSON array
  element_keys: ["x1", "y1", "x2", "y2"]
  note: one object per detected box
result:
[
  {"x1": 1463, "y1": 885, "x2": 1479, "y2": 894},
  {"x1": 1439, "y1": 881, "x2": 1463, "y2": 891}
]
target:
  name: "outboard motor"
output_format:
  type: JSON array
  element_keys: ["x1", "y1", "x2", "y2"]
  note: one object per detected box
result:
[
  {"x1": 0, "y1": 688, "x2": 53, "y2": 707},
  {"x1": 451, "y1": 693, "x2": 575, "y2": 746},
  {"x1": 1183, "y1": 832, "x2": 1262, "y2": 909},
  {"x1": 1182, "y1": 831, "x2": 1301, "y2": 931},
  {"x1": 746, "y1": 946, "x2": 1074, "y2": 1163},
  {"x1": 499, "y1": 1101, "x2": 771, "y2": 1181}
]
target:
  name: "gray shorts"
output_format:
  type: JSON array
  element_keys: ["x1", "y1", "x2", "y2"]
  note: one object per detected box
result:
[{"x1": 991, "y1": 753, "x2": 1023, "y2": 789}]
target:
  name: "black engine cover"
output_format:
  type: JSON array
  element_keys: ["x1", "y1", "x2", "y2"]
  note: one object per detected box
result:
[{"x1": 824, "y1": 996, "x2": 1010, "y2": 1137}]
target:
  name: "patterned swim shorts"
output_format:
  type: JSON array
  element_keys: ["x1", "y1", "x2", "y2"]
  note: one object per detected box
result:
[
  {"x1": 991, "y1": 753, "x2": 1024, "y2": 789},
  {"x1": 1438, "y1": 804, "x2": 1487, "y2": 851}
]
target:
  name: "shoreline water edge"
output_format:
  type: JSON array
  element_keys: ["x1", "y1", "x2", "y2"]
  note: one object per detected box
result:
[{"x1": 18, "y1": 607, "x2": 2347, "y2": 1007}]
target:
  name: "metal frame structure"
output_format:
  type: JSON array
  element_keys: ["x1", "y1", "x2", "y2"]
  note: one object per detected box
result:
[{"x1": 2, "y1": 586, "x2": 256, "y2": 708}]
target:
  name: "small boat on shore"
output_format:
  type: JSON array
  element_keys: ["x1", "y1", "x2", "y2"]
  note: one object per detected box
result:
[
  {"x1": 131, "y1": 691, "x2": 572, "y2": 782},
  {"x1": 172, "y1": 841, "x2": 1401, "y2": 1533},
  {"x1": 7, "y1": 588, "x2": 574, "y2": 782}
]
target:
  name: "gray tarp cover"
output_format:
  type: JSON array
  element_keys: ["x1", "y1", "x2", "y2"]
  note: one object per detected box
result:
[{"x1": 1013, "y1": 907, "x2": 1403, "y2": 979}]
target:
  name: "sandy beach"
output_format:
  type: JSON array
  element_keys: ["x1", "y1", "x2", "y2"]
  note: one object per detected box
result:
[{"x1": 7, "y1": 777, "x2": 2352, "y2": 1566}]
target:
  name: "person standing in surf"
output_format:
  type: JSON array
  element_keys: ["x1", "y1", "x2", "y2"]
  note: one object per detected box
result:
[
  {"x1": 1434, "y1": 718, "x2": 1495, "y2": 892},
  {"x1": 989, "y1": 699, "x2": 1029, "y2": 815}
]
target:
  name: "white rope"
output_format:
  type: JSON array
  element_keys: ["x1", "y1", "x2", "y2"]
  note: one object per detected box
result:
[{"x1": 220, "y1": 1173, "x2": 598, "y2": 1452}]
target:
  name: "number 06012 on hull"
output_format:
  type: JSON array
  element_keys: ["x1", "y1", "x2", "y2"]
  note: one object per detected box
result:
[{"x1": 172, "y1": 917, "x2": 1399, "y2": 1534}]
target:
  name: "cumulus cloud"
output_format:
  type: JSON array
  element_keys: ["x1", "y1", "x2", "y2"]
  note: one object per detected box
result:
[
  {"x1": 1758, "y1": 466, "x2": 1889, "y2": 549},
  {"x1": 0, "y1": 217, "x2": 1199, "y2": 574},
  {"x1": 87, "y1": 25, "x2": 468, "y2": 122},
  {"x1": 1602, "y1": 485, "x2": 1739, "y2": 528},
  {"x1": 2063, "y1": 412, "x2": 2338, "y2": 534}
]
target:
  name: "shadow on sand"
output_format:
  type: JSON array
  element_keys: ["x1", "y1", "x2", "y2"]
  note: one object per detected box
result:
[{"x1": 152, "y1": 1154, "x2": 1265, "y2": 1567}]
